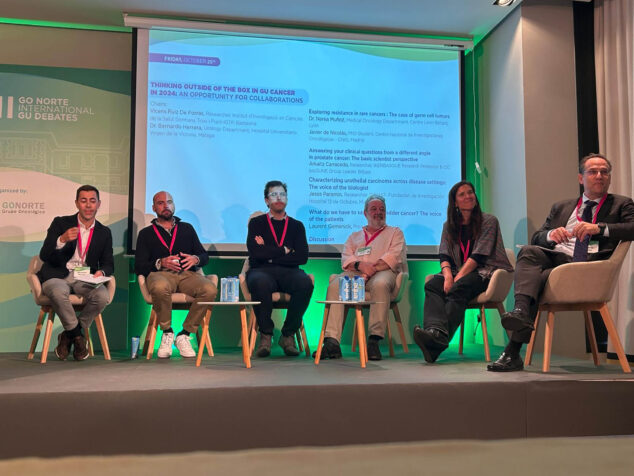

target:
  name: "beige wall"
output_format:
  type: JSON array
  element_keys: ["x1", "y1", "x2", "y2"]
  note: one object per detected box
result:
[
  {"x1": 521, "y1": 0, "x2": 580, "y2": 236},
  {"x1": 474, "y1": 6, "x2": 527, "y2": 346}
]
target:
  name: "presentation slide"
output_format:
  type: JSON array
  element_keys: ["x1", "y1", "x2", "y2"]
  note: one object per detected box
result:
[{"x1": 132, "y1": 28, "x2": 463, "y2": 255}]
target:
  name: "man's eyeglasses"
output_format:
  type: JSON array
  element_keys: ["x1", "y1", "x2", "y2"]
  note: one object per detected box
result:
[
  {"x1": 268, "y1": 192, "x2": 287, "y2": 199},
  {"x1": 584, "y1": 168, "x2": 611, "y2": 177}
]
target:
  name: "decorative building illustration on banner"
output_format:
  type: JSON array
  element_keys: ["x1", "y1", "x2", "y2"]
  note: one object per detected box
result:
[{"x1": 0, "y1": 65, "x2": 130, "y2": 351}]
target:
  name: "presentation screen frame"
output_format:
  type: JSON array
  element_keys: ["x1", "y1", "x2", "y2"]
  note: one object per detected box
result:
[{"x1": 126, "y1": 17, "x2": 469, "y2": 258}]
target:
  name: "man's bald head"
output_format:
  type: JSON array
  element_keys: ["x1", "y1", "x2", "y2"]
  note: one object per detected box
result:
[{"x1": 152, "y1": 191, "x2": 175, "y2": 221}]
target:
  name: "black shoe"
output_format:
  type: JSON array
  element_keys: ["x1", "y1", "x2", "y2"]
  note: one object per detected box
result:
[
  {"x1": 73, "y1": 335, "x2": 89, "y2": 361},
  {"x1": 55, "y1": 332, "x2": 72, "y2": 361},
  {"x1": 487, "y1": 352, "x2": 524, "y2": 372},
  {"x1": 256, "y1": 333, "x2": 272, "y2": 358},
  {"x1": 366, "y1": 339, "x2": 382, "y2": 361},
  {"x1": 501, "y1": 308, "x2": 534, "y2": 333},
  {"x1": 278, "y1": 335, "x2": 300, "y2": 357},
  {"x1": 412, "y1": 325, "x2": 448, "y2": 363},
  {"x1": 312, "y1": 337, "x2": 342, "y2": 359}
]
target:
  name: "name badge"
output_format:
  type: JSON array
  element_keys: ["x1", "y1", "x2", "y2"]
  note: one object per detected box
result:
[
  {"x1": 356, "y1": 246, "x2": 371, "y2": 256},
  {"x1": 73, "y1": 266, "x2": 90, "y2": 278},
  {"x1": 588, "y1": 241, "x2": 599, "y2": 254}
]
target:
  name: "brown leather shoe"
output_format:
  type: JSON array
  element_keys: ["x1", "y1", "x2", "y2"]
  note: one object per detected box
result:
[
  {"x1": 73, "y1": 335, "x2": 89, "y2": 361},
  {"x1": 55, "y1": 332, "x2": 72, "y2": 360}
]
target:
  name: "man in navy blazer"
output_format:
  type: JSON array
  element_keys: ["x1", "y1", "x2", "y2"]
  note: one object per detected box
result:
[
  {"x1": 38, "y1": 185, "x2": 114, "y2": 361},
  {"x1": 489, "y1": 154, "x2": 634, "y2": 371}
]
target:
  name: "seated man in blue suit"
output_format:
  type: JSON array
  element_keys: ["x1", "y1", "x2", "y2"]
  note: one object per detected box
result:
[
  {"x1": 489, "y1": 154, "x2": 634, "y2": 372},
  {"x1": 38, "y1": 185, "x2": 114, "y2": 361}
]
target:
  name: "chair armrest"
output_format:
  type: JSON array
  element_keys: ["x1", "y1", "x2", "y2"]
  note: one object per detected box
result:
[
  {"x1": 392, "y1": 272, "x2": 408, "y2": 303},
  {"x1": 478, "y1": 269, "x2": 514, "y2": 303},
  {"x1": 205, "y1": 274, "x2": 219, "y2": 288},
  {"x1": 239, "y1": 273, "x2": 252, "y2": 301},
  {"x1": 137, "y1": 275, "x2": 153, "y2": 304},
  {"x1": 541, "y1": 259, "x2": 620, "y2": 304},
  {"x1": 26, "y1": 272, "x2": 43, "y2": 301},
  {"x1": 105, "y1": 276, "x2": 116, "y2": 304}
]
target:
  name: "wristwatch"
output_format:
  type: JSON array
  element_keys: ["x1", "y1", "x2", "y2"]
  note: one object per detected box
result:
[
  {"x1": 354, "y1": 261, "x2": 360, "y2": 271},
  {"x1": 155, "y1": 258, "x2": 162, "y2": 270},
  {"x1": 597, "y1": 222, "x2": 607, "y2": 235}
]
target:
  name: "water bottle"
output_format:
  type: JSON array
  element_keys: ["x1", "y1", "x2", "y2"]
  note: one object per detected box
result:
[
  {"x1": 220, "y1": 277, "x2": 229, "y2": 302},
  {"x1": 230, "y1": 276, "x2": 239, "y2": 302},
  {"x1": 353, "y1": 275, "x2": 365, "y2": 301},
  {"x1": 338, "y1": 275, "x2": 351, "y2": 301}
]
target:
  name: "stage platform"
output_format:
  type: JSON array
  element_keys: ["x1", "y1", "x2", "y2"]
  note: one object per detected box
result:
[{"x1": 1, "y1": 344, "x2": 633, "y2": 459}]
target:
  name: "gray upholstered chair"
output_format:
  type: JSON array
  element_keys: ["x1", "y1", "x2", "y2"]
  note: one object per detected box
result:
[
  {"x1": 338, "y1": 270, "x2": 409, "y2": 357},
  {"x1": 138, "y1": 270, "x2": 218, "y2": 359},
  {"x1": 423, "y1": 248, "x2": 515, "y2": 361},
  {"x1": 525, "y1": 241, "x2": 631, "y2": 373},
  {"x1": 239, "y1": 259, "x2": 311, "y2": 357},
  {"x1": 238, "y1": 211, "x2": 311, "y2": 357},
  {"x1": 26, "y1": 256, "x2": 114, "y2": 363}
]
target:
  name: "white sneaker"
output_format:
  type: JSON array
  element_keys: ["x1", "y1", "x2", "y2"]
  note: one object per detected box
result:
[
  {"x1": 157, "y1": 332, "x2": 174, "y2": 358},
  {"x1": 175, "y1": 334, "x2": 196, "y2": 358}
]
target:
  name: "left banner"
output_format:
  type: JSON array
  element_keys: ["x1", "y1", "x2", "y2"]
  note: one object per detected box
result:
[{"x1": 0, "y1": 65, "x2": 131, "y2": 351}]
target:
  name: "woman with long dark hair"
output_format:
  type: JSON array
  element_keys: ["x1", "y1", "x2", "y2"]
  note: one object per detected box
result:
[{"x1": 413, "y1": 181, "x2": 513, "y2": 363}]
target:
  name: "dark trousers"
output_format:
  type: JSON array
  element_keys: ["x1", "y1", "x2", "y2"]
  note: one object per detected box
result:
[
  {"x1": 246, "y1": 266, "x2": 314, "y2": 336},
  {"x1": 511, "y1": 245, "x2": 572, "y2": 342},
  {"x1": 423, "y1": 271, "x2": 488, "y2": 341}
]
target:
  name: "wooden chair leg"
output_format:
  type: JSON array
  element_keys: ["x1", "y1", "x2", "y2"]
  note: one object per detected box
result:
[
  {"x1": 206, "y1": 329, "x2": 214, "y2": 357},
  {"x1": 314, "y1": 305, "x2": 330, "y2": 365},
  {"x1": 146, "y1": 311, "x2": 158, "y2": 360},
  {"x1": 542, "y1": 311, "x2": 555, "y2": 372},
  {"x1": 525, "y1": 309, "x2": 541, "y2": 366},
  {"x1": 196, "y1": 308, "x2": 212, "y2": 367},
  {"x1": 598, "y1": 304, "x2": 631, "y2": 373},
  {"x1": 301, "y1": 324, "x2": 310, "y2": 357},
  {"x1": 351, "y1": 306, "x2": 359, "y2": 352},
  {"x1": 386, "y1": 316, "x2": 395, "y2": 357},
  {"x1": 391, "y1": 303, "x2": 409, "y2": 353},
  {"x1": 86, "y1": 325, "x2": 95, "y2": 357},
  {"x1": 40, "y1": 311, "x2": 56, "y2": 364},
  {"x1": 458, "y1": 320, "x2": 465, "y2": 355},
  {"x1": 142, "y1": 310, "x2": 156, "y2": 357},
  {"x1": 583, "y1": 310, "x2": 599, "y2": 366},
  {"x1": 93, "y1": 314, "x2": 111, "y2": 360},
  {"x1": 480, "y1": 306, "x2": 491, "y2": 362},
  {"x1": 248, "y1": 308, "x2": 258, "y2": 357},
  {"x1": 28, "y1": 308, "x2": 48, "y2": 360},
  {"x1": 197, "y1": 309, "x2": 213, "y2": 357},
  {"x1": 355, "y1": 307, "x2": 367, "y2": 368},
  {"x1": 239, "y1": 306, "x2": 251, "y2": 369}
]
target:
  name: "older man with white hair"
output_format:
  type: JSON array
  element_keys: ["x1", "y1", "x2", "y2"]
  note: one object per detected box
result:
[{"x1": 317, "y1": 194, "x2": 407, "y2": 361}]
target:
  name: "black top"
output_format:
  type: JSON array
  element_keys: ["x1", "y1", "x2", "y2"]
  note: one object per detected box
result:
[
  {"x1": 247, "y1": 213, "x2": 309, "y2": 269},
  {"x1": 135, "y1": 216, "x2": 209, "y2": 277},
  {"x1": 38, "y1": 213, "x2": 114, "y2": 283}
]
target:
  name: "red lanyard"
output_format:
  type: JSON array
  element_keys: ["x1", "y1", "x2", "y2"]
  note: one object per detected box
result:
[
  {"x1": 77, "y1": 219, "x2": 94, "y2": 262},
  {"x1": 266, "y1": 214, "x2": 288, "y2": 247},
  {"x1": 363, "y1": 226, "x2": 385, "y2": 246},
  {"x1": 458, "y1": 227, "x2": 470, "y2": 263},
  {"x1": 152, "y1": 223, "x2": 178, "y2": 253},
  {"x1": 575, "y1": 195, "x2": 607, "y2": 224}
]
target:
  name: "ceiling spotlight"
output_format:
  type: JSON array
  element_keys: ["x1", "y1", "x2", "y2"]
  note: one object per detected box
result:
[{"x1": 493, "y1": 0, "x2": 517, "y2": 6}]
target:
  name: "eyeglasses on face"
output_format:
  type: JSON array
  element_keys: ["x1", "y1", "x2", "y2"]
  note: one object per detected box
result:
[
  {"x1": 584, "y1": 168, "x2": 611, "y2": 177},
  {"x1": 268, "y1": 192, "x2": 287, "y2": 199}
]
